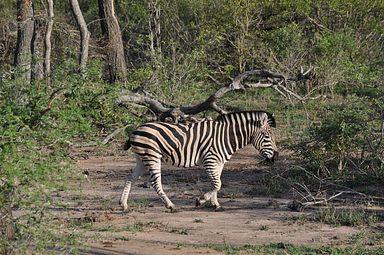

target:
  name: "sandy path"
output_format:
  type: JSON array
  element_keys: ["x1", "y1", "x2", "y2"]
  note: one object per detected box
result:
[{"x1": 67, "y1": 146, "x2": 370, "y2": 254}]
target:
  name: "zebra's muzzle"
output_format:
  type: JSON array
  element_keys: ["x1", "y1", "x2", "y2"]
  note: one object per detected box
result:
[
  {"x1": 264, "y1": 150, "x2": 278, "y2": 164},
  {"x1": 271, "y1": 150, "x2": 279, "y2": 162}
]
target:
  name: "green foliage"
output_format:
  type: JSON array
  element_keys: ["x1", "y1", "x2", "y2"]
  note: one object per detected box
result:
[
  {"x1": 258, "y1": 225, "x2": 270, "y2": 231},
  {"x1": 267, "y1": 23, "x2": 305, "y2": 59},
  {"x1": 296, "y1": 95, "x2": 383, "y2": 179},
  {"x1": 317, "y1": 208, "x2": 381, "y2": 227},
  {"x1": 0, "y1": 60, "x2": 138, "y2": 253},
  {"x1": 349, "y1": 231, "x2": 384, "y2": 246},
  {"x1": 0, "y1": 81, "x2": 81, "y2": 252}
]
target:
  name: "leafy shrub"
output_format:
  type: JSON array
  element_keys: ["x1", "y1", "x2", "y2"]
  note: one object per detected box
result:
[
  {"x1": 296, "y1": 95, "x2": 383, "y2": 181},
  {"x1": 0, "y1": 62, "x2": 140, "y2": 253},
  {"x1": 0, "y1": 77, "x2": 78, "y2": 253}
]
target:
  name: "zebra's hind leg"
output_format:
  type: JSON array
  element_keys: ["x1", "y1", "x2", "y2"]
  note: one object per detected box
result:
[
  {"x1": 196, "y1": 163, "x2": 224, "y2": 211},
  {"x1": 146, "y1": 158, "x2": 176, "y2": 212},
  {"x1": 119, "y1": 154, "x2": 145, "y2": 212}
]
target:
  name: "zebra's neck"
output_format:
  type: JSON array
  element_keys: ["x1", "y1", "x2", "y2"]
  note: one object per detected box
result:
[
  {"x1": 227, "y1": 114, "x2": 254, "y2": 151},
  {"x1": 213, "y1": 113, "x2": 255, "y2": 161}
]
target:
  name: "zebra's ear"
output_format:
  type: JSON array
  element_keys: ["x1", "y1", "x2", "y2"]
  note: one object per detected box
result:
[{"x1": 260, "y1": 114, "x2": 269, "y2": 128}]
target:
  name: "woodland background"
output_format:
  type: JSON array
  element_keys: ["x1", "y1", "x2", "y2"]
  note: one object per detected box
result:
[{"x1": 0, "y1": 0, "x2": 383, "y2": 253}]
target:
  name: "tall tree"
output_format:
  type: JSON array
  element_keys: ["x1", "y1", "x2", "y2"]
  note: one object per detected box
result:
[
  {"x1": 70, "y1": 0, "x2": 90, "y2": 74},
  {"x1": 98, "y1": 0, "x2": 127, "y2": 83},
  {"x1": 148, "y1": 0, "x2": 161, "y2": 57},
  {"x1": 31, "y1": 16, "x2": 45, "y2": 81},
  {"x1": 14, "y1": 0, "x2": 35, "y2": 83},
  {"x1": 44, "y1": 0, "x2": 53, "y2": 86}
]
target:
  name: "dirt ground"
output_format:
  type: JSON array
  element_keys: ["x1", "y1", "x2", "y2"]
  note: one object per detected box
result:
[{"x1": 59, "y1": 145, "x2": 383, "y2": 254}]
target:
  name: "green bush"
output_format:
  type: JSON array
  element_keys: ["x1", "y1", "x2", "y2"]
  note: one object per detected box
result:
[
  {"x1": 0, "y1": 81, "x2": 78, "y2": 253},
  {"x1": 296, "y1": 95, "x2": 383, "y2": 181},
  {"x1": 0, "y1": 64, "x2": 140, "y2": 253}
]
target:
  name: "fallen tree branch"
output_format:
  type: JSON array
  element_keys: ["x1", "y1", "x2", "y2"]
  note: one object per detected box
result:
[
  {"x1": 287, "y1": 165, "x2": 370, "y2": 211},
  {"x1": 30, "y1": 88, "x2": 68, "y2": 127},
  {"x1": 288, "y1": 189, "x2": 368, "y2": 212},
  {"x1": 117, "y1": 94, "x2": 170, "y2": 115},
  {"x1": 117, "y1": 67, "x2": 314, "y2": 121}
]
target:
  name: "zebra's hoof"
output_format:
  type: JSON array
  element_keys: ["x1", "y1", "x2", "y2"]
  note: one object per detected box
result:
[
  {"x1": 215, "y1": 206, "x2": 224, "y2": 212},
  {"x1": 169, "y1": 206, "x2": 179, "y2": 213},
  {"x1": 195, "y1": 197, "x2": 202, "y2": 207},
  {"x1": 121, "y1": 204, "x2": 129, "y2": 213}
]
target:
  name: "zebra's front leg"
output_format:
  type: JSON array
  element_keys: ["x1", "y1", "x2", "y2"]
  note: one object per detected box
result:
[
  {"x1": 119, "y1": 154, "x2": 145, "y2": 212},
  {"x1": 196, "y1": 163, "x2": 224, "y2": 211},
  {"x1": 148, "y1": 160, "x2": 177, "y2": 212}
]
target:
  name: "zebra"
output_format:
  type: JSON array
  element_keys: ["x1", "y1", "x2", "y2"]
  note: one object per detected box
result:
[{"x1": 119, "y1": 110, "x2": 278, "y2": 212}]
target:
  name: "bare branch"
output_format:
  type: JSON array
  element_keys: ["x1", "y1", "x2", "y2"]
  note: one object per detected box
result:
[
  {"x1": 207, "y1": 74, "x2": 224, "y2": 86},
  {"x1": 117, "y1": 68, "x2": 317, "y2": 122},
  {"x1": 30, "y1": 89, "x2": 68, "y2": 127},
  {"x1": 306, "y1": 16, "x2": 330, "y2": 31},
  {"x1": 210, "y1": 102, "x2": 227, "y2": 114},
  {"x1": 117, "y1": 94, "x2": 170, "y2": 115}
]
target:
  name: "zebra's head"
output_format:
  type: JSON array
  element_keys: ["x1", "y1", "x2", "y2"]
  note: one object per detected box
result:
[{"x1": 250, "y1": 112, "x2": 278, "y2": 163}]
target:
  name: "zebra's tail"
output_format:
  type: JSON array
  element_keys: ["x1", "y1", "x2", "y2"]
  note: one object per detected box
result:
[{"x1": 123, "y1": 139, "x2": 131, "y2": 150}]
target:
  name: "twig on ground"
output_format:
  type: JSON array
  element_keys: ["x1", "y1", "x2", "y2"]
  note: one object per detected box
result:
[{"x1": 101, "y1": 124, "x2": 131, "y2": 145}]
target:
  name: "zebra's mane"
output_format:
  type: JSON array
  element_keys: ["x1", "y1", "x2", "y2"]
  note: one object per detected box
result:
[{"x1": 216, "y1": 111, "x2": 276, "y2": 128}]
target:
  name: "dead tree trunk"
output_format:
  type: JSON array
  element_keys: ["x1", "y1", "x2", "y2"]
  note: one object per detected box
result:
[
  {"x1": 98, "y1": 0, "x2": 127, "y2": 83},
  {"x1": 14, "y1": 0, "x2": 35, "y2": 83},
  {"x1": 70, "y1": 0, "x2": 90, "y2": 74},
  {"x1": 44, "y1": 0, "x2": 53, "y2": 86}
]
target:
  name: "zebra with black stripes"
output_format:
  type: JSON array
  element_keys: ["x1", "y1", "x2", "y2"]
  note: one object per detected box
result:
[{"x1": 120, "y1": 110, "x2": 278, "y2": 212}]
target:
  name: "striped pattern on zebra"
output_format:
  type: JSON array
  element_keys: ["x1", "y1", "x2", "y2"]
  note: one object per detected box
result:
[{"x1": 119, "y1": 110, "x2": 278, "y2": 212}]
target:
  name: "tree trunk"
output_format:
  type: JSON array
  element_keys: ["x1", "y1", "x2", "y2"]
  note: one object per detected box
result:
[
  {"x1": 148, "y1": 0, "x2": 161, "y2": 57},
  {"x1": 98, "y1": 0, "x2": 127, "y2": 83},
  {"x1": 31, "y1": 16, "x2": 45, "y2": 81},
  {"x1": 0, "y1": 205, "x2": 16, "y2": 255},
  {"x1": 70, "y1": 0, "x2": 90, "y2": 74},
  {"x1": 44, "y1": 0, "x2": 53, "y2": 86},
  {"x1": 14, "y1": 0, "x2": 35, "y2": 83}
]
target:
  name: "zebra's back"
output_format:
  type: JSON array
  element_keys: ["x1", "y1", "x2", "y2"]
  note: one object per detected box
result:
[{"x1": 129, "y1": 121, "x2": 216, "y2": 167}]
